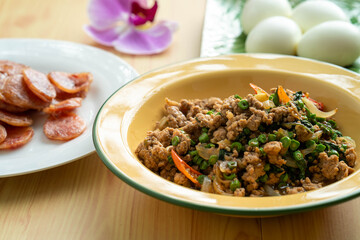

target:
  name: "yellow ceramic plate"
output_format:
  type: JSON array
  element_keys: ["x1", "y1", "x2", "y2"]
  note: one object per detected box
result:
[{"x1": 93, "y1": 54, "x2": 360, "y2": 216}]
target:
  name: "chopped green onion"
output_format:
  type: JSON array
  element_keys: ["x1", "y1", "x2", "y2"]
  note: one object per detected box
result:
[
  {"x1": 306, "y1": 140, "x2": 316, "y2": 148},
  {"x1": 200, "y1": 160, "x2": 209, "y2": 170},
  {"x1": 289, "y1": 139, "x2": 300, "y2": 151},
  {"x1": 227, "y1": 161, "x2": 237, "y2": 169},
  {"x1": 234, "y1": 94, "x2": 242, "y2": 99},
  {"x1": 209, "y1": 155, "x2": 218, "y2": 165},
  {"x1": 280, "y1": 136, "x2": 291, "y2": 148},
  {"x1": 328, "y1": 149, "x2": 339, "y2": 157},
  {"x1": 194, "y1": 156, "x2": 203, "y2": 165},
  {"x1": 315, "y1": 144, "x2": 326, "y2": 152},
  {"x1": 288, "y1": 131, "x2": 294, "y2": 139},
  {"x1": 341, "y1": 144, "x2": 348, "y2": 151},
  {"x1": 190, "y1": 139, "x2": 196, "y2": 146},
  {"x1": 268, "y1": 134, "x2": 277, "y2": 141},
  {"x1": 171, "y1": 136, "x2": 180, "y2": 146},
  {"x1": 230, "y1": 178, "x2": 241, "y2": 191},
  {"x1": 205, "y1": 143, "x2": 215, "y2": 148},
  {"x1": 293, "y1": 150, "x2": 306, "y2": 179},
  {"x1": 199, "y1": 132, "x2": 209, "y2": 143},
  {"x1": 206, "y1": 109, "x2": 215, "y2": 115},
  {"x1": 238, "y1": 99, "x2": 249, "y2": 110},
  {"x1": 223, "y1": 173, "x2": 236, "y2": 180},
  {"x1": 258, "y1": 134, "x2": 267, "y2": 144},
  {"x1": 231, "y1": 142, "x2": 243, "y2": 152},
  {"x1": 248, "y1": 138, "x2": 259, "y2": 147},
  {"x1": 189, "y1": 150, "x2": 198, "y2": 157},
  {"x1": 197, "y1": 175, "x2": 205, "y2": 184},
  {"x1": 259, "y1": 147, "x2": 266, "y2": 156},
  {"x1": 293, "y1": 150, "x2": 304, "y2": 162}
]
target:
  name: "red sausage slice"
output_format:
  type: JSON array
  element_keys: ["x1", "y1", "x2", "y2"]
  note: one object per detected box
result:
[
  {"x1": 48, "y1": 72, "x2": 93, "y2": 94},
  {"x1": 54, "y1": 86, "x2": 88, "y2": 101},
  {"x1": 0, "y1": 126, "x2": 34, "y2": 150},
  {"x1": 0, "y1": 99, "x2": 28, "y2": 113},
  {"x1": 0, "y1": 109, "x2": 32, "y2": 126},
  {"x1": 0, "y1": 124, "x2": 6, "y2": 143},
  {"x1": 0, "y1": 74, "x2": 50, "y2": 110},
  {"x1": 22, "y1": 68, "x2": 56, "y2": 102},
  {"x1": 43, "y1": 97, "x2": 82, "y2": 115},
  {"x1": 43, "y1": 113, "x2": 86, "y2": 141},
  {"x1": 0, "y1": 60, "x2": 27, "y2": 76}
]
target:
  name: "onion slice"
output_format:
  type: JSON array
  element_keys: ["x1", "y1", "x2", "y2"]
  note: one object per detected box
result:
[
  {"x1": 302, "y1": 97, "x2": 337, "y2": 118},
  {"x1": 201, "y1": 176, "x2": 213, "y2": 193},
  {"x1": 264, "y1": 184, "x2": 281, "y2": 196}
]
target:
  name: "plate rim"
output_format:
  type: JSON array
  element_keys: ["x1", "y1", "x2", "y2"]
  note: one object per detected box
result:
[{"x1": 0, "y1": 38, "x2": 138, "y2": 177}]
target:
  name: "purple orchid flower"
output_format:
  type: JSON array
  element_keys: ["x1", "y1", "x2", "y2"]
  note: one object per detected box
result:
[{"x1": 84, "y1": 0, "x2": 178, "y2": 55}]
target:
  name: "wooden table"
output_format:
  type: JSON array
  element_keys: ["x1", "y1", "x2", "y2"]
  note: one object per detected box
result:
[{"x1": 1, "y1": 0, "x2": 360, "y2": 239}]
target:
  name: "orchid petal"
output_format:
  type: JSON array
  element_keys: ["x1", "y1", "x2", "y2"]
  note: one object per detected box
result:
[
  {"x1": 129, "y1": 1, "x2": 158, "y2": 26},
  {"x1": 83, "y1": 25, "x2": 119, "y2": 46},
  {"x1": 112, "y1": 21, "x2": 178, "y2": 55},
  {"x1": 88, "y1": 0, "x2": 130, "y2": 30}
]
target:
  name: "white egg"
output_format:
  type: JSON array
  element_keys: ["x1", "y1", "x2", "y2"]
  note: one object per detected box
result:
[
  {"x1": 241, "y1": 0, "x2": 292, "y2": 35},
  {"x1": 292, "y1": 0, "x2": 348, "y2": 32},
  {"x1": 297, "y1": 21, "x2": 360, "y2": 67},
  {"x1": 245, "y1": 16, "x2": 302, "y2": 55}
]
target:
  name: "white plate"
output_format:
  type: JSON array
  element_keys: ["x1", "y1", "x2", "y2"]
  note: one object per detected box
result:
[{"x1": 0, "y1": 39, "x2": 138, "y2": 177}]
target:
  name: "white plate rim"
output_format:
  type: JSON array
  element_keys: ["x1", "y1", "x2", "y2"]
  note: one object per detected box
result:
[{"x1": 0, "y1": 38, "x2": 138, "y2": 177}]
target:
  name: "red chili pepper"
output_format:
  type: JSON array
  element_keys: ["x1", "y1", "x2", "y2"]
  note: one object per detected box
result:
[
  {"x1": 171, "y1": 149, "x2": 201, "y2": 186},
  {"x1": 308, "y1": 98, "x2": 324, "y2": 111},
  {"x1": 302, "y1": 93, "x2": 324, "y2": 111},
  {"x1": 249, "y1": 83, "x2": 269, "y2": 96}
]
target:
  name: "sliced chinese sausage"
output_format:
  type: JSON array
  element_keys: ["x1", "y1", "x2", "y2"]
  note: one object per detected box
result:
[
  {"x1": 48, "y1": 72, "x2": 93, "y2": 94},
  {"x1": 0, "y1": 100, "x2": 29, "y2": 113},
  {"x1": 0, "y1": 60, "x2": 27, "y2": 75},
  {"x1": 0, "y1": 124, "x2": 6, "y2": 144},
  {"x1": 43, "y1": 113, "x2": 86, "y2": 141},
  {"x1": 43, "y1": 97, "x2": 82, "y2": 115},
  {"x1": 0, "y1": 109, "x2": 32, "y2": 126},
  {"x1": 54, "y1": 86, "x2": 88, "y2": 101},
  {"x1": 0, "y1": 126, "x2": 34, "y2": 150},
  {"x1": 1, "y1": 74, "x2": 50, "y2": 110},
  {"x1": 22, "y1": 68, "x2": 56, "y2": 102}
]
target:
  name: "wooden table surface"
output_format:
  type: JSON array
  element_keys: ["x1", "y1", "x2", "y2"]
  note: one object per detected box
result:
[{"x1": 1, "y1": 0, "x2": 360, "y2": 239}]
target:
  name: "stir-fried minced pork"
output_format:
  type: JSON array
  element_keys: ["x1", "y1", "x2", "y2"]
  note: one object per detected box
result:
[{"x1": 136, "y1": 84, "x2": 357, "y2": 197}]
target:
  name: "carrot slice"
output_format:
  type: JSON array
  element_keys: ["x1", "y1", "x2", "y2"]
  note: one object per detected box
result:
[
  {"x1": 250, "y1": 83, "x2": 269, "y2": 96},
  {"x1": 277, "y1": 86, "x2": 290, "y2": 104},
  {"x1": 171, "y1": 149, "x2": 201, "y2": 186}
]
